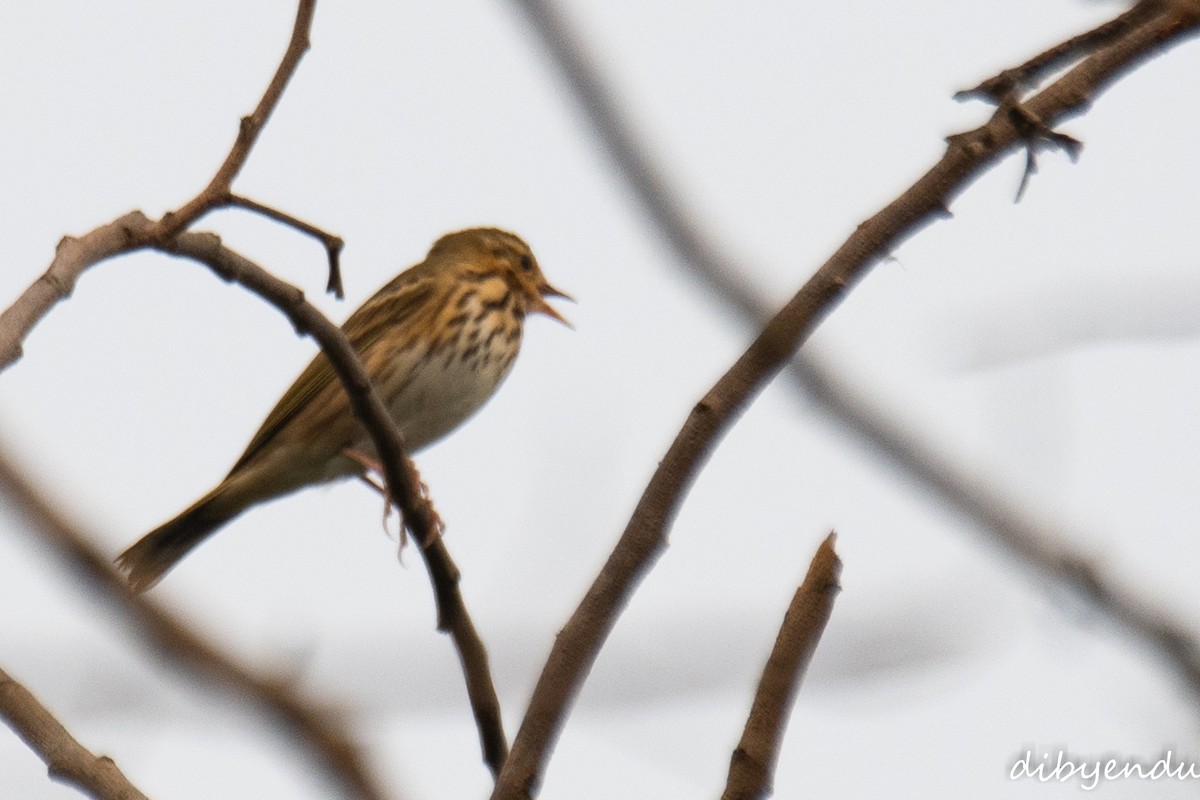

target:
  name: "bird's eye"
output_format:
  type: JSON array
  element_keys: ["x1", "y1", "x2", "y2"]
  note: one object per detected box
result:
[{"x1": 519, "y1": 254, "x2": 534, "y2": 272}]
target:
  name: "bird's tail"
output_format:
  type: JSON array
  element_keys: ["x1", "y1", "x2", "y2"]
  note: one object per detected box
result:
[{"x1": 116, "y1": 486, "x2": 242, "y2": 592}]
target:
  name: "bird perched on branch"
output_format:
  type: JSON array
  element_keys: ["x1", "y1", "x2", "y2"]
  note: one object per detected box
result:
[{"x1": 118, "y1": 227, "x2": 570, "y2": 590}]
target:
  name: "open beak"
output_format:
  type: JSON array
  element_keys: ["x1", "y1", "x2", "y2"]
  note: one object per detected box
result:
[{"x1": 533, "y1": 281, "x2": 574, "y2": 328}]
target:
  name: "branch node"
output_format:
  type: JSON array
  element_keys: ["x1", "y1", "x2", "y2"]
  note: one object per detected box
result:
[
  {"x1": 238, "y1": 114, "x2": 255, "y2": 142},
  {"x1": 954, "y1": 69, "x2": 1025, "y2": 104},
  {"x1": 1006, "y1": 102, "x2": 1084, "y2": 201},
  {"x1": 39, "y1": 270, "x2": 74, "y2": 301}
]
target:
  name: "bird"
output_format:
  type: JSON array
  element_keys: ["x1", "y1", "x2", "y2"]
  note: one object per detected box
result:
[{"x1": 117, "y1": 227, "x2": 569, "y2": 591}]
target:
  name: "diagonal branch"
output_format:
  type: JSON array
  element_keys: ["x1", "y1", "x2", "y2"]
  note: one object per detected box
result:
[
  {"x1": 148, "y1": 0, "x2": 317, "y2": 242},
  {"x1": 519, "y1": 0, "x2": 1200, "y2": 701},
  {"x1": 795, "y1": 354, "x2": 1200, "y2": 694},
  {"x1": 0, "y1": 665, "x2": 149, "y2": 800},
  {"x1": 509, "y1": 0, "x2": 755, "y2": 311},
  {"x1": 494, "y1": 5, "x2": 1200, "y2": 798},
  {"x1": 954, "y1": 0, "x2": 1169, "y2": 102},
  {"x1": 721, "y1": 533, "x2": 841, "y2": 800}
]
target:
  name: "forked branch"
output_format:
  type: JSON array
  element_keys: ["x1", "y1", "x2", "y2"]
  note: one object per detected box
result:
[
  {"x1": 0, "y1": 0, "x2": 508, "y2": 788},
  {"x1": 146, "y1": 0, "x2": 317, "y2": 243},
  {"x1": 954, "y1": 0, "x2": 1169, "y2": 102},
  {"x1": 0, "y1": 0, "x2": 330, "y2": 373}
]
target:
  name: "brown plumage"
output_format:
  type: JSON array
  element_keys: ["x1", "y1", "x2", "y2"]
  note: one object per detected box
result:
[{"x1": 117, "y1": 227, "x2": 569, "y2": 590}]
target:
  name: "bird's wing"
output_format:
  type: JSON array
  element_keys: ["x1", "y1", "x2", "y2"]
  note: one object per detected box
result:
[{"x1": 226, "y1": 275, "x2": 438, "y2": 476}]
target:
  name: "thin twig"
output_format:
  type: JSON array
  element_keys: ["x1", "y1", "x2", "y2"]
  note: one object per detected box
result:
[
  {"x1": 954, "y1": 0, "x2": 1168, "y2": 102},
  {"x1": 1002, "y1": 101, "x2": 1085, "y2": 201},
  {"x1": 493, "y1": 5, "x2": 1200, "y2": 798},
  {"x1": 0, "y1": 0, "x2": 317, "y2": 371},
  {"x1": 721, "y1": 533, "x2": 841, "y2": 800},
  {"x1": 0, "y1": 441, "x2": 390, "y2": 800},
  {"x1": 225, "y1": 193, "x2": 346, "y2": 299},
  {"x1": 0, "y1": 665, "x2": 149, "y2": 800},
  {"x1": 145, "y1": 0, "x2": 317, "y2": 243}
]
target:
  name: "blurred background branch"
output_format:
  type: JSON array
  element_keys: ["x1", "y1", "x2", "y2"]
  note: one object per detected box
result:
[
  {"x1": 0, "y1": 664, "x2": 148, "y2": 800},
  {"x1": 0, "y1": 439, "x2": 392, "y2": 800}
]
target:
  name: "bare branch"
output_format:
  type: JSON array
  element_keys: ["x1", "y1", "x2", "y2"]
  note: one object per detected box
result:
[
  {"x1": 955, "y1": 0, "x2": 1168, "y2": 102},
  {"x1": 494, "y1": 5, "x2": 1200, "y2": 798},
  {"x1": 0, "y1": 0, "x2": 319, "y2": 365},
  {"x1": 3, "y1": 0, "x2": 507, "y2": 776},
  {"x1": 0, "y1": 212, "x2": 148, "y2": 372},
  {"x1": 516, "y1": 0, "x2": 1200, "y2": 697},
  {"x1": 224, "y1": 193, "x2": 346, "y2": 299},
  {"x1": 721, "y1": 533, "x2": 841, "y2": 800},
  {"x1": 1, "y1": 212, "x2": 506, "y2": 790},
  {"x1": 146, "y1": 0, "x2": 317, "y2": 242},
  {"x1": 0, "y1": 441, "x2": 390, "y2": 800},
  {"x1": 0, "y1": 665, "x2": 149, "y2": 800}
]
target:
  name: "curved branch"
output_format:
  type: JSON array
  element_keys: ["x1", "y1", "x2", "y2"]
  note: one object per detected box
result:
[
  {"x1": 161, "y1": 226, "x2": 509, "y2": 776},
  {"x1": 0, "y1": 215, "x2": 508, "y2": 786},
  {"x1": 0, "y1": 0, "x2": 317, "y2": 370},
  {"x1": 494, "y1": 5, "x2": 1200, "y2": 798},
  {"x1": 0, "y1": 214, "x2": 146, "y2": 371}
]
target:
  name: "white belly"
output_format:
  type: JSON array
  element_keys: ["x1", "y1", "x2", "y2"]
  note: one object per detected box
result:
[{"x1": 388, "y1": 335, "x2": 520, "y2": 450}]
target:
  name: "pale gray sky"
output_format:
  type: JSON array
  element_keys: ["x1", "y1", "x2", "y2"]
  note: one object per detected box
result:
[{"x1": 2, "y1": 2, "x2": 1199, "y2": 798}]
